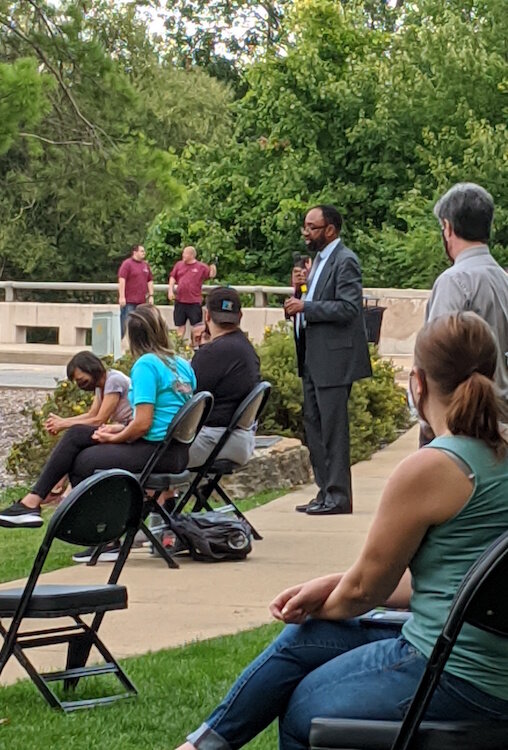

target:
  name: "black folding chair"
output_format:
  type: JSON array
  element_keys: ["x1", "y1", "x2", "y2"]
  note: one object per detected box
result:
[
  {"x1": 0, "y1": 470, "x2": 143, "y2": 711},
  {"x1": 88, "y1": 392, "x2": 213, "y2": 569},
  {"x1": 173, "y1": 381, "x2": 271, "y2": 541},
  {"x1": 309, "y1": 530, "x2": 508, "y2": 750},
  {"x1": 132, "y1": 391, "x2": 213, "y2": 569}
]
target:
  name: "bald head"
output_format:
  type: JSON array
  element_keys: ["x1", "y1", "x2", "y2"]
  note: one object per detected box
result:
[{"x1": 182, "y1": 246, "x2": 197, "y2": 263}]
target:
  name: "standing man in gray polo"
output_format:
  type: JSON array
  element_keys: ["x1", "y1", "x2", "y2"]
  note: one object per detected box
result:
[{"x1": 427, "y1": 182, "x2": 508, "y2": 408}]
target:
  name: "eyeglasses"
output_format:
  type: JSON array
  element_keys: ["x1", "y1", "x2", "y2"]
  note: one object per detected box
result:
[{"x1": 301, "y1": 224, "x2": 327, "y2": 234}]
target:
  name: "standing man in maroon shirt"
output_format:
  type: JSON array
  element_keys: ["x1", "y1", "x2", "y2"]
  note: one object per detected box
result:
[
  {"x1": 168, "y1": 246, "x2": 217, "y2": 346},
  {"x1": 117, "y1": 244, "x2": 154, "y2": 338}
]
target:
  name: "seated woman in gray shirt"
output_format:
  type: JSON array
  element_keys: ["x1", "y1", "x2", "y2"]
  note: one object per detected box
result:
[
  {"x1": 43, "y1": 351, "x2": 132, "y2": 500},
  {"x1": 45, "y1": 351, "x2": 132, "y2": 435}
]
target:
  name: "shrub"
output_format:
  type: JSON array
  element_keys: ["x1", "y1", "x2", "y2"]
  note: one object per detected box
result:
[
  {"x1": 6, "y1": 378, "x2": 94, "y2": 481},
  {"x1": 256, "y1": 323, "x2": 304, "y2": 439},
  {"x1": 256, "y1": 323, "x2": 410, "y2": 464}
]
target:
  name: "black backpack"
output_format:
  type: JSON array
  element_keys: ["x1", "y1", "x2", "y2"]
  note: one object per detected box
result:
[{"x1": 168, "y1": 511, "x2": 253, "y2": 562}]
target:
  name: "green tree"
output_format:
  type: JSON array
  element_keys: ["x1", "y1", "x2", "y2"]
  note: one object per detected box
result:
[
  {"x1": 0, "y1": 57, "x2": 52, "y2": 155},
  {"x1": 0, "y1": 1, "x2": 232, "y2": 282},
  {"x1": 149, "y1": 0, "x2": 507, "y2": 287}
]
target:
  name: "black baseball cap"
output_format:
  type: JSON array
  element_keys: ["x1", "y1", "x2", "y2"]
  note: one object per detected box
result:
[{"x1": 206, "y1": 287, "x2": 242, "y2": 324}]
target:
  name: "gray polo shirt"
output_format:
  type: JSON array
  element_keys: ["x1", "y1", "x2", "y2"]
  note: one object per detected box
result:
[{"x1": 426, "y1": 245, "x2": 508, "y2": 401}]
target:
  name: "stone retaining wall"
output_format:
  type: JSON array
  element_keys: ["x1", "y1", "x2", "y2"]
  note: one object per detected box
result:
[{"x1": 222, "y1": 437, "x2": 313, "y2": 499}]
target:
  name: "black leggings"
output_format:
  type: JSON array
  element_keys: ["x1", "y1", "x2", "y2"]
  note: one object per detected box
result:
[{"x1": 32, "y1": 425, "x2": 188, "y2": 499}]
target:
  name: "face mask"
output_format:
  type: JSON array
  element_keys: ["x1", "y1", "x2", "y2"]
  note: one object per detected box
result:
[
  {"x1": 407, "y1": 373, "x2": 431, "y2": 432},
  {"x1": 407, "y1": 380, "x2": 420, "y2": 422}
]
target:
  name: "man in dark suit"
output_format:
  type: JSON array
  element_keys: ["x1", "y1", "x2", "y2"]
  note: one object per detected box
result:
[{"x1": 284, "y1": 205, "x2": 371, "y2": 515}]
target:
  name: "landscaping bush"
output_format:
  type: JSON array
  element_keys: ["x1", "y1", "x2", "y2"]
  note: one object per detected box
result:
[
  {"x1": 256, "y1": 323, "x2": 304, "y2": 439},
  {"x1": 257, "y1": 322, "x2": 410, "y2": 464}
]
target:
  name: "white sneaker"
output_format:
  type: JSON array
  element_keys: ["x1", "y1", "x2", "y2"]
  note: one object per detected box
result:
[
  {"x1": 72, "y1": 543, "x2": 120, "y2": 563},
  {"x1": 0, "y1": 501, "x2": 43, "y2": 528}
]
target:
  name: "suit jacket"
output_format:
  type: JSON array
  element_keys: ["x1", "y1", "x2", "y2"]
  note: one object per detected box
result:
[{"x1": 295, "y1": 240, "x2": 372, "y2": 387}]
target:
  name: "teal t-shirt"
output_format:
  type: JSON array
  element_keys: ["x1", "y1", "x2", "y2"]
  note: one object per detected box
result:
[
  {"x1": 129, "y1": 353, "x2": 196, "y2": 442},
  {"x1": 402, "y1": 435, "x2": 508, "y2": 700}
]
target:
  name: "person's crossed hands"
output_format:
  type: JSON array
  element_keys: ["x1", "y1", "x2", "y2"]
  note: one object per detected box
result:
[
  {"x1": 44, "y1": 413, "x2": 66, "y2": 435},
  {"x1": 92, "y1": 423, "x2": 125, "y2": 443},
  {"x1": 269, "y1": 574, "x2": 342, "y2": 624}
]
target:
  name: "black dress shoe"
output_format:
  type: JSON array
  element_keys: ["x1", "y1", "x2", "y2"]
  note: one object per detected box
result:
[
  {"x1": 306, "y1": 502, "x2": 352, "y2": 516},
  {"x1": 295, "y1": 498, "x2": 321, "y2": 513}
]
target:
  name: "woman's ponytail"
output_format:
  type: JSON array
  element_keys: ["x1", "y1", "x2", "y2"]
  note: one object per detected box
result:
[
  {"x1": 415, "y1": 312, "x2": 507, "y2": 458},
  {"x1": 446, "y1": 373, "x2": 505, "y2": 457}
]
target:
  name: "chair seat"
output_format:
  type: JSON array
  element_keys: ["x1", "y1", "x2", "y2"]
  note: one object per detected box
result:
[
  {"x1": 0, "y1": 584, "x2": 127, "y2": 618},
  {"x1": 309, "y1": 718, "x2": 508, "y2": 750},
  {"x1": 137, "y1": 471, "x2": 192, "y2": 491}
]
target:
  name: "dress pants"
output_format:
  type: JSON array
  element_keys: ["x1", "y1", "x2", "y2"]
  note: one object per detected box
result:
[{"x1": 303, "y1": 366, "x2": 352, "y2": 509}]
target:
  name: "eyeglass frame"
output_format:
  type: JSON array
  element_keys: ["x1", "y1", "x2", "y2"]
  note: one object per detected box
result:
[{"x1": 300, "y1": 223, "x2": 328, "y2": 234}]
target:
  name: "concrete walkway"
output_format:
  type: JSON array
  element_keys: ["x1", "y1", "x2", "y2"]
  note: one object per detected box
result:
[{"x1": 0, "y1": 425, "x2": 418, "y2": 686}]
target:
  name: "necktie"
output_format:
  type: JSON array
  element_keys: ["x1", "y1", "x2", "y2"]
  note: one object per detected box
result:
[
  {"x1": 297, "y1": 252, "x2": 322, "y2": 335},
  {"x1": 305, "y1": 252, "x2": 322, "y2": 292}
]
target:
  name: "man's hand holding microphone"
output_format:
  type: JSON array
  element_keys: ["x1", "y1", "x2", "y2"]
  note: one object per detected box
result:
[{"x1": 284, "y1": 254, "x2": 310, "y2": 317}]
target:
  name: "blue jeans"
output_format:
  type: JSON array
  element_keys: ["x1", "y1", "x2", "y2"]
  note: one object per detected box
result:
[
  {"x1": 120, "y1": 302, "x2": 138, "y2": 338},
  {"x1": 187, "y1": 618, "x2": 508, "y2": 750}
]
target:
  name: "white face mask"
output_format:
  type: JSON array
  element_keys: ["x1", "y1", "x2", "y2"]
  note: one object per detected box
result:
[
  {"x1": 407, "y1": 373, "x2": 431, "y2": 432},
  {"x1": 407, "y1": 380, "x2": 420, "y2": 421}
]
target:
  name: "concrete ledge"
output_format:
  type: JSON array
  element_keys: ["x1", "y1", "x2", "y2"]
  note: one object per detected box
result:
[{"x1": 0, "y1": 343, "x2": 85, "y2": 366}]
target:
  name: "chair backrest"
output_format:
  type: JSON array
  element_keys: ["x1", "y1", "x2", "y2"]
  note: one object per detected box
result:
[
  {"x1": 233, "y1": 381, "x2": 271, "y2": 431},
  {"x1": 391, "y1": 530, "x2": 508, "y2": 750},
  {"x1": 13, "y1": 471, "x2": 143, "y2": 622},
  {"x1": 46, "y1": 470, "x2": 144, "y2": 548},
  {"x1": 449, "y1": 529, "x2": 508, "y2": 638},
  {"x1": 201, "y1": 381, "x2": 271, "y2": 469},
  {"x1": 137, "y1": 391, "x2": 213, "y2": 486}
]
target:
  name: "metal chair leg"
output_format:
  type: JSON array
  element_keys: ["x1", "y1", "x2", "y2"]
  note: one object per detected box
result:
[{"x1": 140, "y1": 522, "x2": 179, "y2": 569}]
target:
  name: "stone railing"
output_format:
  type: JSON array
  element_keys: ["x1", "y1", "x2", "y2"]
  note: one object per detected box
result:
[
  {"x1": 0, "y1": 281, "x2": 430, "y2": 354},
  {"x1": 0, "y1": 281, "x2": 289, "y2": 307}
]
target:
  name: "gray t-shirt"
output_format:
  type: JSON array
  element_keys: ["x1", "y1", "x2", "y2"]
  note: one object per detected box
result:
[{"x1": 96, "y1": 369, "x2": 132, "y2": 425}]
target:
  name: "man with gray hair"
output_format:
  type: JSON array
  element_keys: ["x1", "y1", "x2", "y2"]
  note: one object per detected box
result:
[{"x1": 427, "y1": 183, "x2": 508, "y2": 404}]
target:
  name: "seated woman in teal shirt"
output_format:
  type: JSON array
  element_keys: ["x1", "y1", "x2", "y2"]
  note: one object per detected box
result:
[
  {"x1": 175, "y1": 311, "x2": 508, "y2": 750},
  {"x1": 0, "y1": 305, "x2": 196, "y2": 531}
]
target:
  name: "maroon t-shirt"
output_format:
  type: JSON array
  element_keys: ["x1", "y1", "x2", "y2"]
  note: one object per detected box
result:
[
  {"x1": 170, "y1": 261, "x2": 211, "y2": 304},
  {"x1": 118, "y1": 258, "x2": 153, "y2": 304}
]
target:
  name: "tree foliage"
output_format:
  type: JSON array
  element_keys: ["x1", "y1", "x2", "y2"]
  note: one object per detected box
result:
[
  {"x1": 148, "y1": 0, "x2": 507, "y2": 287},
  {"x1": 0, "y1": 1, "x2": 232, "y2": 281},
  {"x1": 0, "y1": 0, "x2": 506, "y2": 288}
]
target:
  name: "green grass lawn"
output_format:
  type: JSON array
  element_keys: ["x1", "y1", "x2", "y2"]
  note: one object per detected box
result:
[
  {"x1": 0, "y1": 622, "x2": 284, "y2": 749},
  {"x1": 0, "y1": 486, "x2": 287, "y2": 584},
  {"x1": 0, "y1": 485, "x2": 290, "y2": 747},
  {"x1": 0, "y1": 486, "x2": 75, "y2": 584}
]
